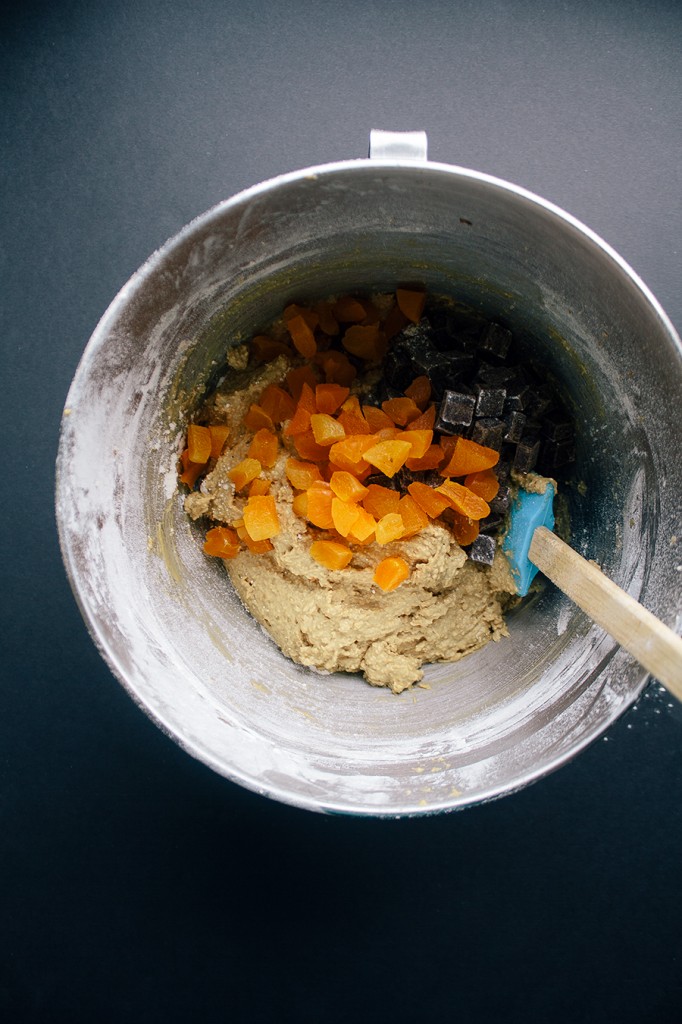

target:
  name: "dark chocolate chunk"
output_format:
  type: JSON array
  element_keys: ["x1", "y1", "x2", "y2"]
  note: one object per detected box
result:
[
  {"x1": 468, "y1": 533, "x2": 497, "y2": 565},
  {"x1": 526, "y1": 388, "x2": 554, "y2": 420},
  {"x1": 435, "y1": 389, "x2": 476, "y2": 433},
  {"x1": 477, "y1": 362, "x2": 517, "y2": 386},
  {"x1": 503, "y1": 374, "x2": 533, "y2": 412},
  {"x1": 503, "y1": 410, "x2": 527, "y2": 443},
  {"x1": 474, "y1": 383, "x2": 506, "y2": 418},
  {"x1": 480, "y1": 322, "x2": 512, "y2": 359},
  {"x1": 383, "y1": 348, "x2": 416, "y2": 391},
  {"x1": 470, "y1": 417, "x2": 507, "y2": 450},
  {"x1": 541, "y1": 410, "x2": 574, "y2": 442},
  {"x1": 489, "y1": 484, "x2": 511, "y2": 514},
  {"x1": 513, "y1": 438, "x2": 541, "y2": 473},
  {"x1": 542, "y1": 438, "x2": 576, "y2": 469}
]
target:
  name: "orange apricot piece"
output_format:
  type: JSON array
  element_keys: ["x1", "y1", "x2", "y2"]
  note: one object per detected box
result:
[
  {"x1": 248, "y1": 478, "x2": 271, "y2": 497},
  {"x1": 333, "y1": 295, "x2": 367, "y2": 322},
  {"x1": 304, "y1": 483, "x2": 334, "y2": 529},
  {"x1": 251, "y1": 335, "x2": 291, "y2": 363},
  {"x1": 179, "y1": 449, "x2": 205, "y2": 488},
  {"x1": 347, "y1": 506, "x2": 377, "y2": 543},
  {"x1": 363, "y1": 439, "x2": 412, "y2": 477},
  {"x1": 450, "y1": 512, "x2": 480, "y2": 547},
  {"x1": 208, "y1": 424, "x2": 230, "y2": 459},
  {"x1": 243, "y1": 404, "x2": 274, "y2": 433},
  {"x1": 203, "y1": 526, "x2": 241, "y2": 559},
  {"x1": 397, "y1": 494, "x2": 429, "y2": 536},
  {"x1": 436, "y1": 480, "x2": 491, "y2": 520},
  {"x1": 407, "y1": 481, "x2": 452, "y2": 518},
  {"x1": 407, "y1": 404, "x2": 437, "y2": 431},
  {"x1": 243, "y1": 494, "x2": 280, "y2": 541},
  {"x1": 285, "y1": 457, "x2": 323, "y2": 490},
  {"x1": 396, "y1": 288, "x2": 426, "y2": 323},
  {"x1": 286, "y1": 363, "x2": 319, "y2": 400},
  {"x1": 464, "y1": 469, "x2": 500, "y2": 502},
  {"x1": 237, "y1": 525, "x2": 274, "y2": 554},
  {"x1": 329, "y1": 470, "x2": 368, "y2": 503},
  {"x1": 331, "y1": 497, "x2": 362, "y2": 537},
  {"x1": 294, "y1": 429, "x2": 331, "y2": 463},
  {"x1": 381, "y1": 303, "x2": 409, "y2": 340},
  {"x1": 310, "y1": 413, "x2": 346, "y2": 447},
  {"x1": 328, "y1": 434, "x2": 375, "y2": 468},
  {"x1": 248, "y1": 428, "x2": 279, "y2": 468},
  {"x1": 362, "y1": 484, "x2": 401, "y2": 520},
  {"x1": 381, "y1": 396, "x2": 422, "y2": 426},
  {"x1": 315, "y1": 383, "x2": 350, "y2": 415},
  {"x1": 287, "y1": 314, "x2": 317, "y2": 359},
  {"x1": 400, "y1": 429, "x2": 434, "y2": 459},
  {"x1": 314, "y1": 300, "x2": 340, "y2": 336},
  {"x1": 341, "y1": 324, "x2": 386, "y2": 362},
  {"x1": 316, "y1": 348, "x2": 357, "y2": 386},
  {"x1": 405, "y1": 444, "x2": 445, "y2": 472},
  {"x1": 309, "y1": 539, "x2": 353, "y2": 570},
  {"x1": 375, "y1": 512, "x2": 405, "y2": 545},
  {"x1": 361, "y1": 404, "x2": 395, "y2": 432},
  {"x1": 404, "y1": 375, "x2": 431, "y2": 410},
  {"x1": 373, "y1": 555, "x2": 410, "y2": 592},
  {"x1": 283, "y1": 304, "x2": 319, "y2": 330},
  {"x1": 259, "y1": 384, "x2": 296, "y2": 425},
  {"x1": 187, "y1": 424, "x2": 212, "y2": 464},
  {"x1": 439, "y1": 435, "x2": 500, "y2": 477},
  {"x1": 228, "y1": 458, "x2": 262, "y2": 492}
]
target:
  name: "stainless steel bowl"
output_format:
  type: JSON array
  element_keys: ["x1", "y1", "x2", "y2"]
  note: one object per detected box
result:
[{"x1": 56, "y1": 132, "x2": 682, "y2": 815}]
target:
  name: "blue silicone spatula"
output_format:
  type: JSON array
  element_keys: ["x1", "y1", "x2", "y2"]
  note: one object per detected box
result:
[{"x1": 503, "y1": 483, "x2": 682, "y2": 700}]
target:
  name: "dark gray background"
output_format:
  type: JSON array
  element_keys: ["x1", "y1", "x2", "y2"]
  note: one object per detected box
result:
[{"x1": 2, "y1": 1, "x2": 681, "y2": 1021}]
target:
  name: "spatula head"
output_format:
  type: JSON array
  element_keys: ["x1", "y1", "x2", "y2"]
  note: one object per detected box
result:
[{"x1": 502, "y1": 482, "x2": 556, "y2": 596}]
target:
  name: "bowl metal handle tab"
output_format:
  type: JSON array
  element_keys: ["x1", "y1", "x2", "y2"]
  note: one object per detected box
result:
[{"x1": 369, "y1": 129, "x2": 428, "y2": 161}]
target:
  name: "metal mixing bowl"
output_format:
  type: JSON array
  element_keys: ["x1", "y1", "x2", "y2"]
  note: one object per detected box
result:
[{"x1": 56, "y1": 134, "x2": 682, "y2": 815}]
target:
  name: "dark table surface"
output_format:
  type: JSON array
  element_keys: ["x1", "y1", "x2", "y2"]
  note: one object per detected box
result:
[{"x1": 3, "y1": 2, "x2": 681, "y2": 1021}]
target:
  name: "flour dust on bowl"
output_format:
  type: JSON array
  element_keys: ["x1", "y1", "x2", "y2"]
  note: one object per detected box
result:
[{"x1": 56, "y1": 132, "x2": 682, "y2": 815}]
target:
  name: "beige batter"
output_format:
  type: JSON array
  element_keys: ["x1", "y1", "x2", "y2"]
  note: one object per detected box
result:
[{"x1": 184, "y1": 358, "x2": 518, "y2": 692}]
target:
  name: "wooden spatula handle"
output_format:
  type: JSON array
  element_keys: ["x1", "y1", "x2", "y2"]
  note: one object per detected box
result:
[{"x1": 529, "y1": 526, "x2": 682, "y2": 700}]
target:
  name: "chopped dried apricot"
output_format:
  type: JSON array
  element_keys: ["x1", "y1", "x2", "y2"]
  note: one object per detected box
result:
[
  {"x1": 407, "y1": 481, "x2": 452, "y2": 518},
  {"x1": 404, "y1": 375, "x2": 431, "y2": 410},
  {"x1": 373, "y1": 556, "x2": 410, "y2": 591},
  {"x1": 436, "y1": 480, "x2": 491, "y2": 520},
  {"x1": 304, "y1": 483, "x2": 334, "y2": 529},
  {"x1": 341, "y1": 324, "x2": 387, "y2": 362},
  {"x1": 329, "y1": 470, "x2": 368, "y2": 503},
  {"x1": 228, "y1": 458, "x2": 262, "y2": 492},
  {"x1": 314, "y1": 300, "x2": 340, "y2": 336},
  {"x1": 381, "y1": 396, "x2": 422, "y2": 426},
  {"x1": 328, "y1": 434, "x2": 375, "y2": 468},
  {"x1": 347, "y1": 506, "x2": 377, "y2": 543},
  {"x1": 187, "y1": 424, "x2": 212, "y2": 464},
  {"x1": 400, "y1": 429, "x2": 434, "y2": 459},
  {"x1": 362, "y1": 484, "x2": 401, "y2": 520},
  {"x1": 248, "y1": 478, "x2": 271, "y2": 496},
  {"x1": 286, "y1": 363, "x2": 319, "y2": 400},
  {"x1": 361, "y1": 404, "x2": 395, "y2": 432},
  {"x1": 405, "y1": 444, "x2": 445, "y2": 472},
  {"x1": 287, "y1": 314, "x2": 317, "y2": 358},
  {"x1": 283, "y1": 304, "x2": 319, "y2": 330},
  {"x1": 450, "y1": 512, "x2": 480, "y2": 547},
  {"x1": 315, "y1": 383, "x2": 350, "y2": 415},
  {"x1": 259, "y1": 384, "x2": 296, "y2": 424},
  {"x1": 396, "y1": 288, "x2": 426, "y2": 323},
  {"x1": 363, "y1": 439, "x2": 412, "y2": 477},
  {"x1": 251, "y1": 335, "x2": 291, "y2": 363},
  {"x1": 309, "y1": 539, "x2": 353, "y2": 570},
  {"x1": 381, "y1": 303, "x2": 409, "y2": 340},
  {"x1": 375, "y1": 512, "x2": 405, "y2": 545},
  {"x1": 316, "y1": 349, "x2": 357, "y2": 386},
  {"x1": 397, "y1": 494, "x2": 429, "y2": 536},
  {"x1": 464, "y1": 469, "x2": 500, "y2": 501},
  {"x1": 310, "y1": 412, "x2": 346, "y2": 447},
  {"x1": 179, "y1": 449, "x2": 204, "y2": 488},
  {"x1": 248, "y1": 428, "x2": 279, "y2": 468},
  {"x1": 333, "y1": 295, "x2": 367, "y2": 322},
  {"x1": 439, "y1": 435, "x2": 499, "y2": 477},
  {"x1": 407, "y1": 404, "x2": 437, "y2": 431},
  {"x1": 208, "y1": 424, "x2": 230, "y2": 458},
  {"x1": 243, "y1": 494, "x2": 280, "y2": 541},
  {"x1": 285, "y1": 457, "x2": 323, "y2": 490},
  {"x1": 243, "y1": 404, "x2": 274, "y2": 433},
  {"x1": 203, "y1": 526, "x2": 240, "y2": 559},
  {"x1": 331, "y1": 497, "x2": 362, "y2": 537},
  {"x1": 294, "y1": 430, "x2": 331, "y2": 463}
]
